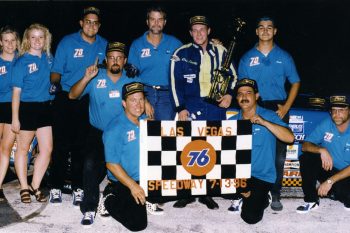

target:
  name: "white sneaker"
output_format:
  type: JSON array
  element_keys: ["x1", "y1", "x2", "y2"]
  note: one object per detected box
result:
[
  {"x1": 73, "y1": 189, "x2": 84, "y2": 207},
  {"x1": 296, "y1": 201, "x2": 319, "y2": 214},
  {"x1": 49, "y1": 189, "x2": 62, "y2": 205},
  {"x1": 97, "y1": 194, "x2": 111, "y2": 218},
  {"x1": 81, "y1": 211, "x2": 95, "y2": 227},
  {"x1": 227, "y1": 198, "x2": 242, "y2": 214},
  {"x1": 146, "y1": 201, "x2": 164, "y2": 215}
]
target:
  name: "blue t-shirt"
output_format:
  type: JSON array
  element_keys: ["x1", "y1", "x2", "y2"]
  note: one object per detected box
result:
[
  {"x1": 229, "y1": 106, "x2": 288, "y2": 183},
  {"x1": 103, "y1": 113, "x2": 143, "y2": 182},
  {"x1": 82, "y1": 69, "x2": 141, "y2": 131},
  {"x1": 238, "y1": 44, "x2": 300, "y2": 101},
  {"x1": 51, "y1": 31, "x2": 107, "y2": 92},
  {"x1": 128, "y1": 32, "x2": 182, "y2": 86},
  {"x1": 12, "y1": 52, "x2": 53, "y2": 102},
  {"x1": 0, "y1": 56, "x2": 16, "y2": 102},
  {"x1": 304, "y1": 117, "x2": 350, "y2": 170}
]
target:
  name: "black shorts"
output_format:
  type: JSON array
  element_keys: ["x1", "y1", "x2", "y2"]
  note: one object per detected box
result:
[
  {"x1": 19, "y1": 101, "x2": 53, "y2": 131},
  {"x1": 0, "y1": 102, "x2": 12, "y2": 124}
]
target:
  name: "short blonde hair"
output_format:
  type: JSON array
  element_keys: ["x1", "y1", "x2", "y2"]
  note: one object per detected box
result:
[
  {"x1": 0, "y1": 25, "x2": 21, "y2": 55},
  {"x1": 20, "y1": 23, "x2": 52, "y2": 56}
]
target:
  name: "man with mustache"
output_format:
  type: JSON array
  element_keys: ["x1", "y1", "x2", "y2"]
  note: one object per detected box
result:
[
  {"x1": 69, "y1": 42, "x2": 144, "y2": 226},
  {"x1": 228, "y1": 78, "x2": 294, "y2": 224},
  {"x1": 296, "y1": 94, "x2": 350, "y2": 213},
  {"x1": 237, "y1": 16, "x2": 301, "y2": 211}
]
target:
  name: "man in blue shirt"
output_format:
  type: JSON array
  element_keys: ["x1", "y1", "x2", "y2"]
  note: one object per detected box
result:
[
  {"x1": 238, "y1": 17, "x2": 301, "y2": 211},
  {"x1": 128, "y1": 6, "x2": 182, "y2": 121},
  {"x1": 228, "y1": 78, "x2": 294, "y2": 224},
  {"x1": 102, "y1": 82, "x2": 148, "y2": 231},
  {"x1": 49, "y1": 7, "x2": 108, "y2": 208},
  {"x1": 296, "y1": 94, "x2": 350, "y2": 213},
  {"x1": 69, "y1": 42, "x2": 143, "y2": 225}
]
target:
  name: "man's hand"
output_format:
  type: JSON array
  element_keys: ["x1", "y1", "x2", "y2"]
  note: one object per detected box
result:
[
  {"x1": 249, "y1": 114, "x2": 266, "y2": 125},
  {"x1": 130, "y1": 183, "x2": 146, "y2": 205},
  {"x1": 145, "y1": 101, "x2": 154, "y2": 120},
  {"x1": 318, "y1": 180, "x2": 332, "y2": 197},
  {"x1": 124, "y1": 63, "x2": 140, "y2": 78},
  {"x1": 178, "y1": 109, "x2": 190, "y2": 121},
  {"x1": 319, "y1": 148, "x2": 333, "y2": 171},
  {"x1": 276, "y1": 104, "x2": 289, "y2": 119},
  {"x1": 218, "y1": 94, "x2": 232, "y2": 108},
  {"x1": 211, "y1": 38, "x2": 223, "y2": 46}
]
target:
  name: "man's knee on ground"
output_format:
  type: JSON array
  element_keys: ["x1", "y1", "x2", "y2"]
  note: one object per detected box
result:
[{"x1": 241, "y1": 212, "x2": 263, "y2": 224}]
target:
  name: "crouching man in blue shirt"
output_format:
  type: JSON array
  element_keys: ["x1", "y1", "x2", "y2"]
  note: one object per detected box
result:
[
  {"x1": 296, "y1": 94, "x2": 350, "y2": 213},
  {"x1": 227, "y1": 78, "x2": 294, "y2": 224},
  {"x1": 102, "y1": 82, "x2": 149, "y2": 231}
]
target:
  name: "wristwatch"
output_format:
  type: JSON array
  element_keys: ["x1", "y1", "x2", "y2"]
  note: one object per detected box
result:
[{"x1": 326, "y1": 179, "x2": 334, "y2": 185}]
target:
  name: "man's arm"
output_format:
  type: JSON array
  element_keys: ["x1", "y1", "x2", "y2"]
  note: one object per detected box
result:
[
  {"x1": 251, "y1": 114, "x2": 294, "y2": 143},
  {"x1": 302, "y1": 141, "x2": 333, "y2": 171},
  {"x1": 106, "y1": 163, "x2": 146, "y2": 205},
  {"x1": 50, "y1": 72, "x2": 61, "y2": 84},
  {"x1": 68, "y1": 63, "x2": 98, "y2": 99},
  {"x1": 277, "y1": 82, "x2": 300, "y2": 118},
  {"x1": 318, "y1": 165, "x2": 350, "y2": 196}
]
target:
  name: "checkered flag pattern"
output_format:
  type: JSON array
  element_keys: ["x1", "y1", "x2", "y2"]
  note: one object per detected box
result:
[{"x1": 140, "y1": 120, "x2": 252, "y2": 198}]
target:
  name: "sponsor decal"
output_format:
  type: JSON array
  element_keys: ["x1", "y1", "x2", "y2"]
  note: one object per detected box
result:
[
  {"x1": 249, "y1": 56, "x2": 260, "y2": 66},
  {"x1": 0, "y1": 65, "x2": 7, "y2": 75},
  {"x1": 127, "y1": 130, "x2": 136, "y2": 142},
  {"x1": 96, "y1": 79, "x2": 106, "y2": 88},
  {"x1": 141, "y1": 48, "x2": 151, "y2": 58},
  {"x1": 324, "y1": 132, "x2": 334, "y2": 142},
  {"x1": 28, "y1": 63, "x2": 38, "y2": 74},
  {"x1": 286, "y1": 144, "x2": 298, "y2": 160},
  {"x1": 74, "y1": 48, "x2": 84, "y2": 58},
  {"x1": 184, "y1": 74, "x2": 196, "y2": 83}
]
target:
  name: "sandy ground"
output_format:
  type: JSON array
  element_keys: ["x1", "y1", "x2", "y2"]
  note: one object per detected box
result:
[{"x1": 1, "y1": 179, "x2": 349, "y2": 233}]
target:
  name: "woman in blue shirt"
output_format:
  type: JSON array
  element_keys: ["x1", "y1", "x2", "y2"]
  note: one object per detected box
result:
[
  {"x1": 11, "y1": 24, "x2": 53, "y2": 203},
  {"x1": 0, "y1": 26, "x2": 21, "y2": 202}
]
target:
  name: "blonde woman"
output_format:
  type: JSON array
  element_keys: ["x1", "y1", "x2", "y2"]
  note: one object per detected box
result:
[
  {"x1": 11, "y1": 23, "x2": 53, "y2": 203},
  {"x1": 0, "y1": 26, "x2": 21, "y2": 202}
]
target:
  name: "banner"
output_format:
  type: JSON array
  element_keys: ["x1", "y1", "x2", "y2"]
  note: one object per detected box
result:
[{"x1": 140, "y1": 120, "x2": 252, "y2": 197}]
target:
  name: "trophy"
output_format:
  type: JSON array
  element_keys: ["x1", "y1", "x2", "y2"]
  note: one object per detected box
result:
[{"x1": 205, "y1": 18, "x2": 246, "y2": 104}]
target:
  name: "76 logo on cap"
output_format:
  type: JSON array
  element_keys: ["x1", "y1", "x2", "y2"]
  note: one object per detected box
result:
[{"x1": 181, "y1": 140, "x2": 216, "y2": 176}]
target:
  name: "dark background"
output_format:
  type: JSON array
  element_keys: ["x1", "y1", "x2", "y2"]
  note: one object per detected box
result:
[{"x1": 1, "y1": 0, "x2": 348, "y2": 96}]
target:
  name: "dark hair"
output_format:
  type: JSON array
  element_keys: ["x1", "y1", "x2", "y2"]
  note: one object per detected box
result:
[
  {"x1": 146, "y1": 5, "x2": 167, "y2": 20},
  {"x1": 256, "y1": 16, "x2": 276, "y2": 28}
]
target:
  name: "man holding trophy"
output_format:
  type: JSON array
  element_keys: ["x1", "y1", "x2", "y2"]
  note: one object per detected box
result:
[{"x1": 170, "y1": 15, "x2": 238, "y2": 208}]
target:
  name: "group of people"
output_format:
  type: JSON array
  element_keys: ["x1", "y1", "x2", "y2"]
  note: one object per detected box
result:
[{"x1": 0, "y1": 4, "x2": 349, "y2": 232}]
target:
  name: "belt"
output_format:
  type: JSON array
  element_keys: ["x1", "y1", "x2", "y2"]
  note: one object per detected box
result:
[{"x1": 145, "y1": 85, "x2": 169, "y2": 91}]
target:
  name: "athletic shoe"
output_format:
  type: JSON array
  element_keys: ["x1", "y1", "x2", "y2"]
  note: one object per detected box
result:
[
  {"x1": 73, "y1": 189, "x2": 84, "y2": 206},
  {"x1": 97, "y1": 194, "x2": 111, "y2": 218},
  {"x1": 227, "y1": 198, "x2": 242, "y2": 214},
  {"x1": 198, "y1": 196, "x2": 219, "y2": 210},
  {"x1": 49, "y1": 189, "x2": 62, "y2": 204},
  {"x1": 296, "y1": 201, "x2": 319, "y2": 214},
  {"x1": 173, "y1": 198, "x2": 196, "y2": 208},
  {"x1": 146, "y1": 201, "x2": 164, "y2": 215},
  {"x1": 271, "y1": 195, "x2": 283, "y2": 211},
  {"x1": 81, "y1": 211, "x2": 95, "y2": 226}
]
